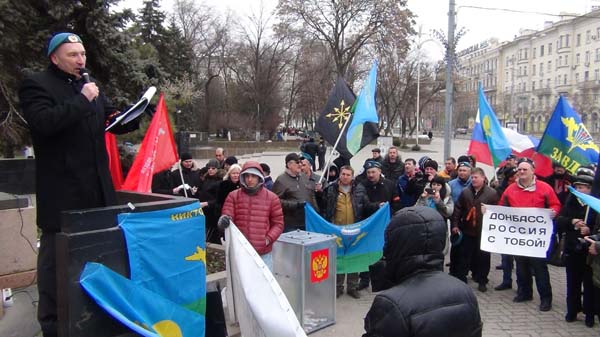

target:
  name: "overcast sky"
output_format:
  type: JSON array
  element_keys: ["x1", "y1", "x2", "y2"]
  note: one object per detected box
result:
[{"x1": 119, "y1": 0, "x2": 599, "y2": 60}]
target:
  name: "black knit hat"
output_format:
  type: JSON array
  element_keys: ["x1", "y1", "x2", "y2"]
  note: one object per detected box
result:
[
  {"x1": 423, "y1": 159, "x2": 439, "y2": 171},
  {"x1": 260, "y1": 163, "x2": 271, "y2": 174},
  {"x1": 180, "y1": 152, "x2": 192, "y2": 161},
  {"x1": 225, "y1": 156, "x2": 238, "y2": 166}
]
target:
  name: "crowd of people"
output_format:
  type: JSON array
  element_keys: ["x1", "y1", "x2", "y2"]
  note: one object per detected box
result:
[{"x1": 154, "y1": 143, "x2": 600, "y2": 332}]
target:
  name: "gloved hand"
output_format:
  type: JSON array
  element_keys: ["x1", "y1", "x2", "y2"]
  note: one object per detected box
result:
[{"x1": 218, "y1": 215, "x2": 232, "y2": 231}]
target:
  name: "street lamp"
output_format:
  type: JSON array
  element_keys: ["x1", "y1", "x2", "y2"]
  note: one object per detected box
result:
[{"x1": 412, "y1": 26, "x2": 440, "y2": 151}]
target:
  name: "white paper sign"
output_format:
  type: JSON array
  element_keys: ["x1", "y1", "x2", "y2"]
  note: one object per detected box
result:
[{"x1": 481, "y1": 204, "x2": 553, "y2": 258}]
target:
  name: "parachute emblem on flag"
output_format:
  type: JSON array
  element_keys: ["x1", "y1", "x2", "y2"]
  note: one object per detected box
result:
[
  {"x1": 562, "y1": 117, "x2": 599, "y2": 153},
  {"x1": 482, "y1": 115, "x2": 493, "y2": 137},
  {"x1": 325, "y1": 99, "x2": 352, "y2": 129}
]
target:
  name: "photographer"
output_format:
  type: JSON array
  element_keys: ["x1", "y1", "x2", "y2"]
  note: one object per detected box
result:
[
  {"x1": 556, "y1": 167, "x2": 597, "y2": 326},
  {"x1": 415, "y1": 174, "x2": 453, "y2": 219}
]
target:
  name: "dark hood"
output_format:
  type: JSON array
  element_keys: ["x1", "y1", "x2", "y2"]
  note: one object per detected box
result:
[{"x1": 382, "y1": 206, "x2": 447, "y2": 284}]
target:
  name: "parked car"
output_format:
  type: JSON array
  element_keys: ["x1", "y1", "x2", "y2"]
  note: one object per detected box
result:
[{"x1": 455, "y1": 127, "x2": 468, "y2": 135}]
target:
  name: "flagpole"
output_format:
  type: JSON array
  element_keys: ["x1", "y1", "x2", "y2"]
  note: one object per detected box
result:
[
  {"x1": 178, "y1": 161, "x2": 189, "y2": 198},
  {"x1": 318, "y1": 112, "x2": 353, "y2": 185}
]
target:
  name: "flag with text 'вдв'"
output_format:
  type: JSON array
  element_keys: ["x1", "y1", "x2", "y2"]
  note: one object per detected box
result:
[
  {"x1": 315, "y1": 77, "x2": 379, "y2": 159},
  {"x1": 537, "y1": 96, "x2": 599, "y2": 173},
  {"x1": 305, "y1": 203, "x2": 390, "y2": 274}
]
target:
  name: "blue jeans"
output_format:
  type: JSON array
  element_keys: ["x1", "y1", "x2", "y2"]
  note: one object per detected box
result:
[
  {"x1": 261, "y1": 252, "x2": 273, "y2": 272},
  {"x1": 515, "y1": 256, "x2": 552, "y2": 301},
  {"x1": 500, "y1": 254, "x2": 514, "y2": 285}
]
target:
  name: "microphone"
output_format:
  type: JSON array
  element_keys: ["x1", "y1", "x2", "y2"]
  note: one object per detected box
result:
[
  {"x1": 79, "y1": 68, "x2": 96, "y2": 103},
  {"x1": 79, "y1": 68, "x2": 91, "y2": 83}
]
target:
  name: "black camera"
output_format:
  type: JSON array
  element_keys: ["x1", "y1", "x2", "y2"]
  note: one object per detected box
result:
[{"x1": 576, "y1": 234, "x2": 600, "y2": 251}]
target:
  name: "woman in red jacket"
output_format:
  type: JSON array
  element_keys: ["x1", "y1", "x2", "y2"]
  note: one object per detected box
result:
[{"x1": 219, "y1": 161, "x2": 284, "y2": 270}]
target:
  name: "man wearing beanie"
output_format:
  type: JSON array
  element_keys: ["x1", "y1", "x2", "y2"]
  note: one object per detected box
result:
[
  {"x1": 171, "y1": 153, "x2": 201, "y2": 197},
  {"x1": 218, "y1": 161, "x2": 284, "y2": 270},
  {"x1": 18, "y1": 32, "x2": 140, "y2": 337},
  {"x1": 363, "y1": 207, "x2": 482, "y2": 337},
  {"x1": 273, "y1": 153, "x2": 320, "y2": 232}
]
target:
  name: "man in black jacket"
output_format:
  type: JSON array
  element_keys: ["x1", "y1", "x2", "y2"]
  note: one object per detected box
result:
[
  {"x1": 364, "y1": 206, "x2": 482, "y2": 337},
  {"x1": 19, "y1": 32, "x2": 139, "y2": 337},
  {"x1": 358, "y1": 160, "x2": 401, "y2": 290}
]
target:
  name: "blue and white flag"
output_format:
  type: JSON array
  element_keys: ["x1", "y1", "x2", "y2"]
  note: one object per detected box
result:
[{"x1": 305, "y1": 203, "x2": 390, "y2": 274}]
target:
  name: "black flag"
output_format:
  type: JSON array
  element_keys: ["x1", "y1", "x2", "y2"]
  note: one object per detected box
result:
[{"x1": 315, "y1": 77, "x2": 378, "y2": 159}]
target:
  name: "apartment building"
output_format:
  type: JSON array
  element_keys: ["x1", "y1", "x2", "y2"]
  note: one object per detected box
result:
[{"x1": 455, "y1": 8, "x2": 600, "y2": 134}]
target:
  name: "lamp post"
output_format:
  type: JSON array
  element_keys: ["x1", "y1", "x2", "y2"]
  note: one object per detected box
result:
[
  {"x1": 412, "y1": 26, "x2": 440, "y2": 151},
  {"x1": 443, "y1": 0, "x2": 456, "y2": 160}
]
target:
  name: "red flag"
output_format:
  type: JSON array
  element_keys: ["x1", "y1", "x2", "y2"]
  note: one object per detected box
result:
[
  {"x1": 105, "y1": 132, "x2": 124, "y2": 189},
  {"x1": 121, "y1": 94, "x2": 178, "y2": 192}
]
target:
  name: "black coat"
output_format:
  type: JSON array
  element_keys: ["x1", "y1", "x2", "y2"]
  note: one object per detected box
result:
[
  {"x1": 557, "y1": 194, "x2": 591, "y2": 255},
  {"x1": 363, "y1": 176, "x2": 401, "y2": 216},
  {"x1": 216, "y1": 179, "x2": 240, "y2": 214},
  {"x1": 320, "y1": 180, "x2": 369, "y2": 223},
  {"x1": 170, "y1": 166, "x2": 202, "y2": 198},
  {"x1": 19, "y1": 64, "x2": 137, "y2": 232},
  {"x1": 381, "y1": 157, "x2": 404, "y2": 183},
  {"x1": 364, "y1": 207, "x2": 482, "y2": 337}
]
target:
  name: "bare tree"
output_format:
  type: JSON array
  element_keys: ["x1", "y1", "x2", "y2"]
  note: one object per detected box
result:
[
  {"x1": 277, "y1": 0, "x2": 414, "y2": 77},
  {"x1": 223, "y1": 4, "x2": 294, "y2": 138}
]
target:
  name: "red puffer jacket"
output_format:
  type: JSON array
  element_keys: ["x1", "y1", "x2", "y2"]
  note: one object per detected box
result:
[{"x1": 221, "y1": 182, "x2": 284, "y2": 255}]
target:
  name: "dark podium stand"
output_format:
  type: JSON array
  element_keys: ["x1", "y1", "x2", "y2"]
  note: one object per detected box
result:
[{"x1": 55, "y1": 191, "x2": 196, "y2": 337}]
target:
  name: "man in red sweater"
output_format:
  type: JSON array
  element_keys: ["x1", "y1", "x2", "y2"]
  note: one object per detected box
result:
[
  {"x1": 218, "y1": 161, "x2": 284, "y2": 270},
  {"x1": 499, "y1": 158, "x2": 561, "y2": 312}
]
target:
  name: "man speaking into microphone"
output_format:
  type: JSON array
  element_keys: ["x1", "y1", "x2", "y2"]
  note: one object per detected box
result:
[{"x1": 18, "y1": 32, "x2": 139, "y2": 337}]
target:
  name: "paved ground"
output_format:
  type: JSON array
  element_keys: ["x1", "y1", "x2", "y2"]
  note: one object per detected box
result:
[{"x1": 2, "y1": 135, "x2": 598, "y2": 336}]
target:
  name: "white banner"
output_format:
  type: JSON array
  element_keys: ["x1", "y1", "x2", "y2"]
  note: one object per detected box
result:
[
  {"x1": 481, "y1": 205, "x2": 553, "y2": 258},
  {"x1": 225, "y1": 223, "x2": 307, "y2": 337}
]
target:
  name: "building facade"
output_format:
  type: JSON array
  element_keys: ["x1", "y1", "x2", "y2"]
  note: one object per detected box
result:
[{"x1": 455, "y1": 9, "x2": 600, "y2": 135}]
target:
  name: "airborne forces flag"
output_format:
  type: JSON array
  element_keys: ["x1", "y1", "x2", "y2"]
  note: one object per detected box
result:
[
  {"x1": 537, "y1": 96, "x2": 599, "y2": 173},
  {"x1": 315, "y1": 77, "x2": 379, "y2": 159}
]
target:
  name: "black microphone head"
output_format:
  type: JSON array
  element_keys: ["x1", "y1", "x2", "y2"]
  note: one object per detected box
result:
[{"x1": 79, "y1": 68, "x2": 91, "y2": 83}]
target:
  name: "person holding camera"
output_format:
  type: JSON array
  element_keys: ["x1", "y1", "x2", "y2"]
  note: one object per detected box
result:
[
  {"x1": 557, "y1": 167, "x2": 597, "y2": 326},
  {"x1": 415, "y1": 174, "x2": 454, "y2": 219}
]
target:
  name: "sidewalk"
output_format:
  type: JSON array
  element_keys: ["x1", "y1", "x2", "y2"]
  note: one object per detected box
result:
[{"x1": 313, "y1": 254, "x2": 595, "y2": 337}]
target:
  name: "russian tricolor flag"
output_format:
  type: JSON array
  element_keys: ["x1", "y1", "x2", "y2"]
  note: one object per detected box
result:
[{"x1": 468, "y1": 111, "x2": 553, "y2": 177}]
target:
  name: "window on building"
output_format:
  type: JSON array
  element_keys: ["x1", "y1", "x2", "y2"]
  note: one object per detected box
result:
[
  {"x1": 533, "y1": 47, "x2": 536, "y2": 58},
  {"x1": 539, "y1": 79, "x2": 543, "y2": 88},
  {"x1": 532, "y1": 64, "x2": 536, "y2": 76},
  {"x1": 524, "y1": 49, "x2": 528, "y2": 59},
  {"x1": 564, "y1": 74, "x2": 568, "y2": 85},
  {"x1": 566, "y1": 34, "x2": 570, "y2": 47},
  {"x1": 548, "y1": 43, "x2": 552, "y2": 54},
  {"x1": 576, "y1": 53, "x2": 580, "y2": 64},
  {"x1": 595, "y1": 69, "x2": 599, "y2": 80},
  {"x1": 559, "y1": 56, "x2": 562, "y2": 66},
  {"x1": 575, "y1": 72, "x2": 579, "y2": 82},
  {"x1": 548, "y1": 61, "x2": 551, "y2": 72},
  {"x1": 577, "y1": 33, "x2": 581, "y2": 46},
  {"x1": 524, "y1": 66, "x2": 527, "y2": 75},
  {"x1": 586, "y1": 51, "x2": 591, "y2": 64},
  {"x1": 540, "y1": 45, "x2": 545, "y2": 56},
  {"x1": 532, "y1": 81, "x2": 536, "y2": 90},
  {"x1": 547, "y1": 78, "x2": 551, "y2": 88},
  {"x1": 559, "y1": 35, "x2": 563, "y2": 49},
  {"x1": 540, "y1": 62, "x2": 544, "y2": 76},
  {"x1": 585, "y1": 70, "x2": 590, "y2": 81},
  {"x1": 565, "y1": 54, "x2": 569, "y2": 65},
  {"x1": 596, "y1": 48, "x2": 600, "y2": 61}
]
